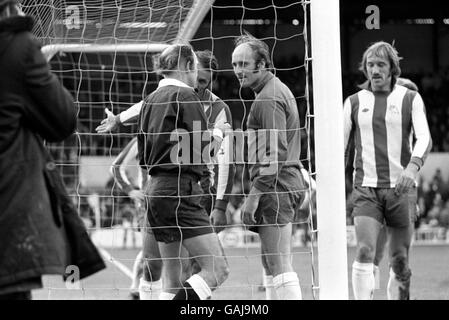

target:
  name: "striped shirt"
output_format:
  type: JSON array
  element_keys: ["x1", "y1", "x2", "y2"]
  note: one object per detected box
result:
[{"x1": 343, "y1": 84, "x2": 432, "y2": 188}]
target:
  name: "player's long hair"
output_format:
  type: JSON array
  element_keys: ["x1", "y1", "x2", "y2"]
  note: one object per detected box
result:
[
  {"x1": 234, "y1": 31, "x2": 272, "y2": 69},
  {"x1": 359, "y1": 41, "x2": 402, "y2": 81}
]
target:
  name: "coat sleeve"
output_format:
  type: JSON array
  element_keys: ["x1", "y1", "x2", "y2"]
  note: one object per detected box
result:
[{"x1": 22, "y1": 33, "x2": 76, "y2": 142}]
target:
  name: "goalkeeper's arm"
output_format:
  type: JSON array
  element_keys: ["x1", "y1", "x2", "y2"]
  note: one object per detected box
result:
[{"x1": 95, "y1": 100, "x2": 143, "y2": 133}]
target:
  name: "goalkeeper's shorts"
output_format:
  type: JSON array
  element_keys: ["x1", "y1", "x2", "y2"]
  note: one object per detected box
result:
[
  {"x1": 250, "y1": 166, "x2": 305, "y2": 232},
  {"x1": 146, "y1": 173, "x2": 214, "y2": 243}
]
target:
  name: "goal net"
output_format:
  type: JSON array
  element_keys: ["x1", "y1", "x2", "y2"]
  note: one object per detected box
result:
[{"x1": 22, "y1": 0, "x2": 347, "y2": 300}]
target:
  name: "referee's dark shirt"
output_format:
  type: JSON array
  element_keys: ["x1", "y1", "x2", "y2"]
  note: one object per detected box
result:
[{"x1": 138, "y1": 80, "x2": 209, "y2": 180}]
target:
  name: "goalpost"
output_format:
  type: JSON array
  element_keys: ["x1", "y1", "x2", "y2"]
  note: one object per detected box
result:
[
  {"x1": 22, "y1": 0, "x2": 348, "y2": 300},
  {"x1": 310, "y1": 0, "x2": 349, "y2": 300}
]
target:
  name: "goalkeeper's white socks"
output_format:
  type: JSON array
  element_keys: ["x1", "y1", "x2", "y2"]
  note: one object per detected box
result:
[
  {"x1": 159, "y1": 292, "x2": 175, "y2": 300},
  {"x1": 262, "y1": 269, "x2": 278, "y2": 300},
  {"x1": 139, "y1": 278, "x2": 162, "y2": 300},
  {"x1": 352, "y1": 261, "x2": 374, "y2": 300},
  {"x1": 273, "y1": 272, "x2": 302, "y2": 300},
  {"x1": 373, "y1": 264, "x2": 380, "y2": 290}
]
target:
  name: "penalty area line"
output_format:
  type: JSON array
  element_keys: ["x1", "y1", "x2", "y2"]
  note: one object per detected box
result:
[{"x1": 98, "y1": 248, "x2": 133, "y2": 280}]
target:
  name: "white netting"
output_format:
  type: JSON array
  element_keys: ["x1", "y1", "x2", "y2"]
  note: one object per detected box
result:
[
  {"x1": 24, "y1": 0, "x2": 320, "y2": 300},
  {"x1": 22, "y1": 0, "x2": 206, "y2": 45}
]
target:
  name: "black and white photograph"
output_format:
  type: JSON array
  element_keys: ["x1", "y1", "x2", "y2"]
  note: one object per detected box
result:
[{"x1": 0, "y1": 0, "x2": 449, "y2": 311}]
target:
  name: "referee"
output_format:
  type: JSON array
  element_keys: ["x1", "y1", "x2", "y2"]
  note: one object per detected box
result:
[{"x1": 138, "y1": 44, "x2": 229, "y2": 300}]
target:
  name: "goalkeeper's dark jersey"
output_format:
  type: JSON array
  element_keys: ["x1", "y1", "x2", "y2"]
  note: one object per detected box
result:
[{"x1": 246, "y1": 72, "x2": 302, "y2": 192}]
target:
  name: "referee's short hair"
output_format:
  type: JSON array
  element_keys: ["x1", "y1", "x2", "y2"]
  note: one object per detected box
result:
[
  {"x1": 234, "y1": 31, "x2": 272, "y2": 69},
  {"x1": 157, "y1": 44, "x2": 196, "y2": 76},
  {"x1": 359, "y1": 41, "x2": 402, "y2": 80}
]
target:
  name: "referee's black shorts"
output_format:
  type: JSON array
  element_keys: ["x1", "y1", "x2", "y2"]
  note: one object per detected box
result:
[{"x1": 145, "y1": 173, "x2": 214, "y2": 243}]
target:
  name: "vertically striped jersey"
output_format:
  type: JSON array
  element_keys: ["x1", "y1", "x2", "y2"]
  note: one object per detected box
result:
[{"x1": 343, "y1": 84, "x2": 432, "y2": 188}]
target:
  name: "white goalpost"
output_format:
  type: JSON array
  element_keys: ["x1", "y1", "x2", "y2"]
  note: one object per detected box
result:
[
  {"x1": 310, "y1": 0, "x2": 349, "y2": 299},
  {"x1": 23, "y1": 0, "x2": 349, "y2": 300}
]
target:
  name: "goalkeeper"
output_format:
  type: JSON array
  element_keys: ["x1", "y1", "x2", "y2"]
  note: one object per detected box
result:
[{"x1": 232, "y1": 33, "x2": 306, "y2": 300}]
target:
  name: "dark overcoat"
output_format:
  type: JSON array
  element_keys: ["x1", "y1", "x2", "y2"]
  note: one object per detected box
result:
[{"x1": 0, "y1": 15, "x2": 105, "y2": 292}]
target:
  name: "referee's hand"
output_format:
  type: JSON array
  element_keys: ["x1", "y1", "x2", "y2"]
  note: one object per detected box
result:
[{"x1": 95, "y1": 108, "x2": 120, "y2": 133}]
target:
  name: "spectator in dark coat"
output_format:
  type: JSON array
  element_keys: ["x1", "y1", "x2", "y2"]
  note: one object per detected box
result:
[{"x1": 0, "y1": 0, "x2": 104, "y2": 300}]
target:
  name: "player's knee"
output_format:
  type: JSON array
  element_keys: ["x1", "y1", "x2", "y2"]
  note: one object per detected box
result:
[
  {"x1": 390, "y1": 255, "x2": 411, "y2": 281},
  {"x1": 357, "y1": 244, "x2": 375, "y2": 263}
]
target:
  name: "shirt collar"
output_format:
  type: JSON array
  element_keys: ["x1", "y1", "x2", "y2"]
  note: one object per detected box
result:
[
  {"x1": 251, "y1": 72, "x2": 274, "y2": 94},
  {"x1": 158, "y1": 78, "x2": 192, "y2": 89}
]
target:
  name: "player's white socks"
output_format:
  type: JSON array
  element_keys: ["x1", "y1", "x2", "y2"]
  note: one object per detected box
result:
[
  {"x1": 130, "y1": 251, "x2": 143, "y2": 292},
  {"x1": 273, "y1": 272, "x2": 302, "y2": 300},
  {"x1": 159, "y1": 292, "x2": 175, "y2": 300},
  {"x1": 352, "y1": 261, "x2": 374, "y2": 300},
  {"x1": 139, "y1": 278, "x2": 162, "y2": 300},
  {"x1": 262, "y1": 269, "x2": 278, "y2": 300},
  {"x1": 373, "y1": 265, "x2": 380, "y2": 290},
  {"x1": 387, "y1": 268, "x2": 401, "y2": 300},
  {"x1": 185, "y1": 274, "x2": 212, "y2": 300}
]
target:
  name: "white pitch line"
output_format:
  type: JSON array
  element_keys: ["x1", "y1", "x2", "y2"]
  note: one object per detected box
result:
[{"x1": 98, "y1": 248, "x2": 133, "y2": 280}]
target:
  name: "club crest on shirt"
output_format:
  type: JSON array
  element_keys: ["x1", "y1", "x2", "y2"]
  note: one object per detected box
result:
[{"x1": 388, "y1": 104, "x2": 399, "y2": 114}]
